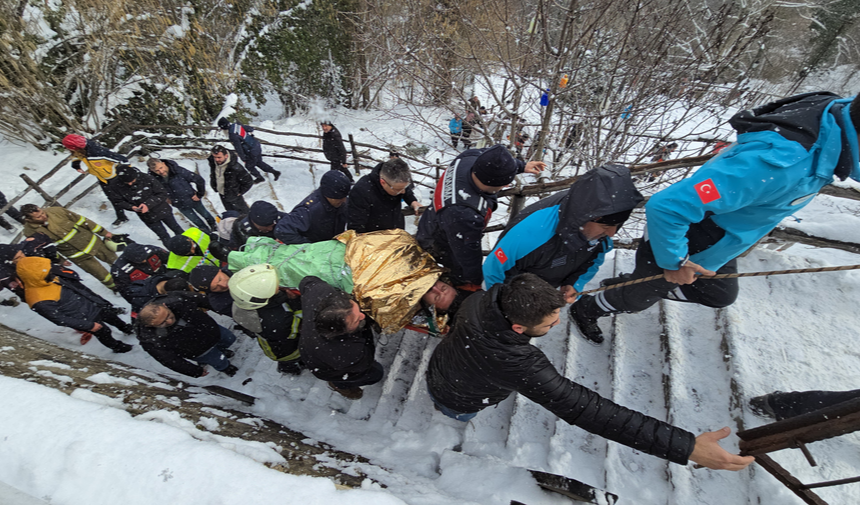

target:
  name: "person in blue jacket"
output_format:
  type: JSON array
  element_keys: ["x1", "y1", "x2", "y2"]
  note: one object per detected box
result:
[
  {"x1": 483, "y1": 164, "x2": 643, "y2": 304},
  {"x1": 570, "y1": 92, "x2": 860, "y2": 344},
  {"x1": 416, "y1": 144, "x2": 545, "y2": 288},
  {"x1": 274, "y1": 170, "x2": 350, "y2": 245},
  {"x1": 218, "y1": 117, "x2": 281, "y2": 183},
  {"x1": 148, "y1": 158, "x2": 217, "y2": 233},
  {"x1": 449, "y1": 114, "x2": 463, "y2": 148}
]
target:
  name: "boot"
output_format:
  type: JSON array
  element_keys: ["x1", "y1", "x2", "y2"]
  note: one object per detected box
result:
[
  {"x1": 328, "y1": 382, "x2": 363, "y2": 400},
  {"x1": 221, "y1": 364, "x2": 238, "y2": 377},
  {"x1": 112, "y1": 342, "x2": 133, "y2": 353},
  {"x1": 277, "y1": 360, "x2": 303, "y2": 376},
  {"x1": 221, "y1": 349, "x2": 235, "y2": 359},
  {"x1": 112, "y1": 216, "x2": 129, "y2": 227},
  {"x1": 273, "y1": 170, "x2": 282, "y2": 181},
  {"x1": 253, "y1": 176, "x2": 265, "y2": 185},
  {"x1": 569, "y1": 297, "x2": 604, "y2": 345},
  {"x1": 0, "y1": 217, "x2": 13, "y2": 231}
]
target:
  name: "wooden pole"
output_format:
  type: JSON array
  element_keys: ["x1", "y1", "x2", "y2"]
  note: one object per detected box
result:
[{"x1": 348, "y1": 133, "x2": 361, "y2": 178}]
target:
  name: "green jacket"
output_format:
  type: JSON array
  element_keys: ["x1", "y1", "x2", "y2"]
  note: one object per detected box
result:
[{"x1": 227, "y1": 237, "x2": 353, "y2": 293}]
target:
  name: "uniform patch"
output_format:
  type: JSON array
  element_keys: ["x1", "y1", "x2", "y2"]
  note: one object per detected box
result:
[
  {"x1": 694, "y1": 178, "x2": 721, "y2": 204},
  {"x1": 494, "y1": 248, "x2": 508, "y2": 264}
]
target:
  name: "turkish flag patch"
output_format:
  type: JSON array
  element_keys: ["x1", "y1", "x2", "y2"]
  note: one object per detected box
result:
[
  {"x1": 494, "y1": 248, "x2": 508, "y2": 264},
  {"x1": 694, "y1": 178, "x2": 721, "y2": 204}
]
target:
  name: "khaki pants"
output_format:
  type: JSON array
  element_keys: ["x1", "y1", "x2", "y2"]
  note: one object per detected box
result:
[{"x1": 68, "y1": 238, "x2": 118, "y2": 288}]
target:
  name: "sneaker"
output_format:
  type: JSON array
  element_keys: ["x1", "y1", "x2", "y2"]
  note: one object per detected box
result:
[
  {"x1": 273, "y1": 170, "x2": 282, "y2": 181},
  {"x1": 750, "y1": 392, "x2": 782, "y2": 421},
  {"x1": 112, "y1": 342, "x2": 133, "y2": 353},
  {"x1": 112, "y1": 217, "x2": 129, "y2": 227},
  {"x1": 277, "y1": 360, "x2": 303, "y2": 375},
  {"x1": 221, "y1": 364, "x2": 238, "y2": 377},
  {"x1": 328, "y1": 382, "x2": 363, "y2": 400},
  {"x1": 569, "y1": 301, "x2": 604, "y2": 345}
]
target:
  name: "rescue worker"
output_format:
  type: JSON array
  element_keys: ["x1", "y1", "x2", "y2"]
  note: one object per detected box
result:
[
  {"x1": 21, "y1": 204, "x2": 120, "y2": 290},
  {"x1": 164, "y1": 228, "x2": 225, "y2": 273},
  {"x1": 228, "y1": 264, "x2": 304, "y2": 375},
  {"x1": 61, "y1": 134, "x2": 130, "y2": 226}
]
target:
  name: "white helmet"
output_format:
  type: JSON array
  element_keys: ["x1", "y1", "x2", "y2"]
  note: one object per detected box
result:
[{"x1": 228, "y1": 264, "x2": 279, "y2": 310}]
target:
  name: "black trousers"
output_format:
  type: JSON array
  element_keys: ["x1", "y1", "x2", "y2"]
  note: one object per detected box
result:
[
  {"x1": 219, "y1": 193, "x2": 250, "y2": 214},
  {"x1": 141, "y1": 212, "x2": 185, "y2": 245},
  {"x1": 92, "y1": 311, "x2": 132, "y2": 352},
  {"x1": 99, "y1": 181, "x2": 127, "y2": 221},
  {"x1": 329, "y1": 161, "x2": 354, "y2": 182},
  {"x1": 581, "y1": 218, "x2": 739, "y2": 317}
]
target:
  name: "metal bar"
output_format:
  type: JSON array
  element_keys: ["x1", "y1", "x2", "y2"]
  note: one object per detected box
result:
[{"x1": 753, "y1": 454, "x2": 828, "y2": 505}]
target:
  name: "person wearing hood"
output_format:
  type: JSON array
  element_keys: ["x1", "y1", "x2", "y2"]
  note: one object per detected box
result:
[
  {"x1": 347, "y1": 157, "x2": 421, "y2": 233},
  {"x1": 274, "y1": 170, "x2": 350, "y2": 245},
  {"x1": 147, "y1": 157, "x2": 217, "y2": 233},
  {"x1": 571, "y1": 92, "x2": 860, "y2": 344},
  {"x1": 416, "y1": 144, "x2": 545, "y2": 288},
  {"x1": 426, "y1": 273, "x2": 754, "y2": 472},
  {"x1": 61, "y1": 134, "x2": 131, "y2": 226},
  {"x1": 483, "y1": 164, "x2": 643, "y2": 304},
  {"x1": 16, "y1": 257, "x2": 134, "y2": 353},
  {"x1": 107, "y1": 167, "x2": 184, "y2": 245},
  {"x1": 217, "y1": 118, "x2": 281, "y2": 183},
  {"x1": 230, "y1": 200, "x2": 285, "y2": 249}
]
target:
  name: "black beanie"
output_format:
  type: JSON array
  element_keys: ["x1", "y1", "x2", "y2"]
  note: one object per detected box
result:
[
  {"x1": 116, "y1": 166, "x2": 137, "y2": 184},
  {"x1": 850, "y1": 94, "x2": 860, "y2": 131},
  {"x1": 472, "y1": 145, "x2": 518, "y2": 187},
  {"x1": 248, "y1": 201, "x2": 279, "y2": 226},
  {"x1": 593, "y1": 209, "x2": 633, "y2": 227},
  {"x1": 218, "y1": 117, "x2": 230, "y2": 130},
  {"x1": 189, "y1": 265, "x2": 221, "y2": 292},
  {"x1": 166, "y1": 235, "x2": 195, "y2": 256},
  {"x1": 320, "y1": 170, "x2": 351, "y2": 199}
]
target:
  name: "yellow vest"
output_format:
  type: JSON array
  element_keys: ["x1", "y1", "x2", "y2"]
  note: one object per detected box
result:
[{"x1": 166, "y1": 228, "x2": 219, "y2": 273}]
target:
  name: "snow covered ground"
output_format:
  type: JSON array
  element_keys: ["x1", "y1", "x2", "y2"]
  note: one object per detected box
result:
[{"x1": 1, "y1": 99, "x2": 860, "y2": 505}]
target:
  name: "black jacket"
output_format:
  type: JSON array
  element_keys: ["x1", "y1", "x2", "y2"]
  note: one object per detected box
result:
[
  {"x1": 347, "y1": 164, "x2": 417, "y2": 233},
  {"x1": 112, "y1": 243, "x2": 169, "y2": 296},
  {"x1": 486, "y1": 164, "x2": 644, "y2": 288},
  {"x1": 416, "y1": 147, "x2": 524, "y2": 285},
  {"x1": 31, "y1": 268, "x2": 112, "y2": 332},
  {"x1": 106, "y1": 171, "x2": 174, "y2": 223},
  {"x1": 274, "y1": 189, "x2": 348, "y2": 244},
  {"x1": 207, "y1": 150, "x2": 253, "y2": 198},
  {"x1": 322, "y1": 127, "x2": 348, "y2": 165},
  {"x1": 426, "y1": 284, "x2": 696, "y2": 465},
  {"x1": 138, "y1": 294, "x2": 222, "y2": 377},
  {"x1": 230, "y1": 212, "x2": 285, "y2": 249},
  {"x1": 152, "y1": 160, "x2": 207, "y2": 209},
  {"x1": 298, "y1": 276, "x2": 375, "y2": 381}
]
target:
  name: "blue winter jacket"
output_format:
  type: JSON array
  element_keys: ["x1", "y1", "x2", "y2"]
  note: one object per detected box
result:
[
  {"x1": 449, "y1": 118, "x2": 462, "y2": 135},
  {"x1": 226, "y1": 122, "x2": 262, "y2": 161},
  {"x1": 647, "y1": 92, "x2": 860, "y2": 272},
  {"x1": 274, "y1": 189, "x2": 348, "y2": 245},
  {"x1": 150, "y1": 160, "x2": 207, "y2": 209}
]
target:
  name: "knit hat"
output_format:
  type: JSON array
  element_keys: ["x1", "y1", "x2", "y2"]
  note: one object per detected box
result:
[
  {"x1": 593, "y1": 209, "x2": 633, "y2": 227},
  {"x1": 166, "y1": 235, "x2": 195, "y2": 256},
  {"x1": 189, "y1": 265, "x2": 220, "y2": 292},
  {"x1": 320, "y1": 170, "x2": 351, "y2": 199},
  {"x1": 116, "y1": 166, "x2": 137, "y2": 184},
  {"x1": 472, "y1": 145, "x2": 518, "y2": 187},
  {"x1": 217, "y1": 117, "x2": 230, "y2": 130},
  {"x1": 62, "y1": 134, "x2": 87, "y2": 150},
  {"x1": 248, "y1": 201, "x2": 279, "y2": 226}
]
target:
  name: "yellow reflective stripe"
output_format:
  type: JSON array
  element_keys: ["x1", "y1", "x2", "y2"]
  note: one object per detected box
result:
[
  {"x1": 288, "y1": 310, "x2": 302, "y2": 340},
  {"x1": 80, "y1": 234, "x2": 99, "y2": 254},
  {"x1": 55, "y1": 228, "x2": 79, "y2": 245},
  {"x1": 179, "y1": 256, "x2": 194, "y2": 271},
  {"x1": 92, "y1": 224, "x2": 103, "y2": 234},
  {"x1": 68, "y1": 250, "x2": 86, "y2": 259},
  {"x1": 75, "y1": 216, "x2": 86, "y2": 225}
]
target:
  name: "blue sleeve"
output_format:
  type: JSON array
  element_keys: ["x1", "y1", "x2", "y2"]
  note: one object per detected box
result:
[
  {"x1": 274, "y1": 208, "x2": 312, "y2": 245},
  {"x1": 483, "y1": 207, "x2": 559, "y2": 288},
  {"x1": 646, "y1": 133, "x2": 812, "y2": 271},
  {"x1": 570, "y1": 239, "x2": 611, "y2": 292}
]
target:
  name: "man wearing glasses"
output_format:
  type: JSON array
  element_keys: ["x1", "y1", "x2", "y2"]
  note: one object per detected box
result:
[{"x1": 348, "y1": 155, "x2": 421, "y2": 233}]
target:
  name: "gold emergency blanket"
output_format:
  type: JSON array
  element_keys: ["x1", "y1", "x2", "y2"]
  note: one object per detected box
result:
[{"x1": 338, "y1": 229, "x2": 445, "y2": 333}]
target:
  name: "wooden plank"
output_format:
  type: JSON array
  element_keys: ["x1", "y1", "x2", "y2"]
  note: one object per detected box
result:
[{"x1": 753, "y1": 454, "x2": 828, "y2": 505}]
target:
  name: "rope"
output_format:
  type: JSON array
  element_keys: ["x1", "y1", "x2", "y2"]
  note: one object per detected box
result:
[{"x1": 577, "y1": 263, "x2": 860, "y2": 296}]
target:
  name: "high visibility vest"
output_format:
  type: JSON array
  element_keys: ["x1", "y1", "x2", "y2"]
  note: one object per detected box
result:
[{"x1": 166, "y1": 228, "x2": 219, "y2": 273}]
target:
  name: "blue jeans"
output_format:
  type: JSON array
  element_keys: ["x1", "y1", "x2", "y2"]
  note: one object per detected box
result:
[
  {"x1": 194, "y1": 325, "x2": 237, "y2": 371},
  {"x1": 329, "y1": 361, "x2": 384, "y2": 389},
  {"x1": 177, "y1": 200, "x2": 217, "y2": 232},
  {"x1": 427, "y1": 386, "x2": 477, "y2": 422}
]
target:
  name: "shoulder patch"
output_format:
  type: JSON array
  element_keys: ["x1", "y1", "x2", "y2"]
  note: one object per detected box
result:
[
  {"x1": 494, "y1": 248, "x2": 508, "y2": 264},
  {"x1": 694, "y1": 178, "x2": 721, "y2": 204}
]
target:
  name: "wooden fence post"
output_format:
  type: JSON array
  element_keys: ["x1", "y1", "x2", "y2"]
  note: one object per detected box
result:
[{"x1": 348, "y1": 133, "x2": 361, "y2": 178}]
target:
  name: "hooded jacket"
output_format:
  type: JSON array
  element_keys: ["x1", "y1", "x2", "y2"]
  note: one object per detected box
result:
[
  {"x1": 18, "y1": 258, "x2": 110, "y2": 331},
  {"x1": 416, "y1": 147, "x2": 525, "y2": 285},
  {"x1": 298, "y1": 276, "x2": 376, "y2": 381},
  {"x1": 23, "y1": 207, "x2": 108, "y2": 260},
  {"x1": 483, "y1": 164, "x2": 643, "y2": 288},
  {"x1": 274, "y1": 189, "x2": 348, "y2": 245},
  {"x1": 106, "y1": 172, "x2": 173, "y2": 223},
  {"x1": 647, "y1": 92, "x2": 860, "y2": 271},
  {"x1": 71, "y1": 142, "x2": 128, "y2": 183},
  {"x1": 426, "y1": 284, "x2": 696, "y2": 465},
  {"x1": 151, "y1": 160, "x2": 207, "y2": 208},
  {"x1": 138, "y1": 294, "x2": 222, "y2": 377},
  {"x1": 347, "y1": 163, "x2": 418, "y2": 233}
]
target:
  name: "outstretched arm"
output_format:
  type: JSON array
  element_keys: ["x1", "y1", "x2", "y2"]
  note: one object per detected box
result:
[{"x1": 689, "y1": 427, "x2": 755, "y2": 471}]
